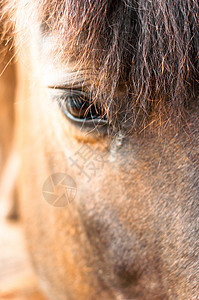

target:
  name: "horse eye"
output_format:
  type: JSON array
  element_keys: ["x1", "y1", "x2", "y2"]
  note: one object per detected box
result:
[
  {"x1": 50, "y1": 89, "x2": 107, "y2": 128},
  {"x1": 61, "y1": 91, "x2": 100, "y2": 120}
]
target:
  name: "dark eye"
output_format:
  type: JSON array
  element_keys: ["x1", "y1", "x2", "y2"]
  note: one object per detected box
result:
[
  {"x1": 60, "y1": 90, "x2": 102, "y2": 120},
  {"x1": 49, "y1": 88, "x2": 107, "y2": 129}
]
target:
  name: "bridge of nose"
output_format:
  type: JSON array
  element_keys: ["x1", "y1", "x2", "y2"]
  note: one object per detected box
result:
[
  {"x1": 74, "y1": 140, "x2": 162, "y2": 295},
  {"x1": 75, "y1": 128, "x2": 199, "y2": 298}
]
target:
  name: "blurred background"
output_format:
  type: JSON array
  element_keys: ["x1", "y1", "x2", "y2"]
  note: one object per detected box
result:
[{"x1": 0, "y1": 46, "x2": 46, "y2": 300}]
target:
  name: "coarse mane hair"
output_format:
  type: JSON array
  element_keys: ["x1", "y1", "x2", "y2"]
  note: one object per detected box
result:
[{"x1": 1, "y1": 0, "x2": 199, "y2": 131}]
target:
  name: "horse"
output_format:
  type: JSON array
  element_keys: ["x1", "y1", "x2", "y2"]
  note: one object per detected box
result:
[{"x1": 0, "y1": 0, "x2": 199, "y2": 299}]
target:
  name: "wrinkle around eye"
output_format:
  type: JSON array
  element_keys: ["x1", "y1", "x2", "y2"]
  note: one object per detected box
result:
[{"x1": 47, "y1": 78, "x2": 91, "y2": 91}]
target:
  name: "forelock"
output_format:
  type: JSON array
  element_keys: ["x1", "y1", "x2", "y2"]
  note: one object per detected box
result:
[{"x1": 1, "y1": 0, "x2": 199, "y2": 132}]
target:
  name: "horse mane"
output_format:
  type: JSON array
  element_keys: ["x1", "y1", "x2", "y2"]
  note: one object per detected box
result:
[{"x1": 1, "y1": 0, "x2": 199, "y2": 131}]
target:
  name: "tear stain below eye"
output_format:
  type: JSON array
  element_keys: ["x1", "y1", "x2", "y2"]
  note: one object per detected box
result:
[{"x1": 109, "y1": 132, "x2": 124, "y2": 162}]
